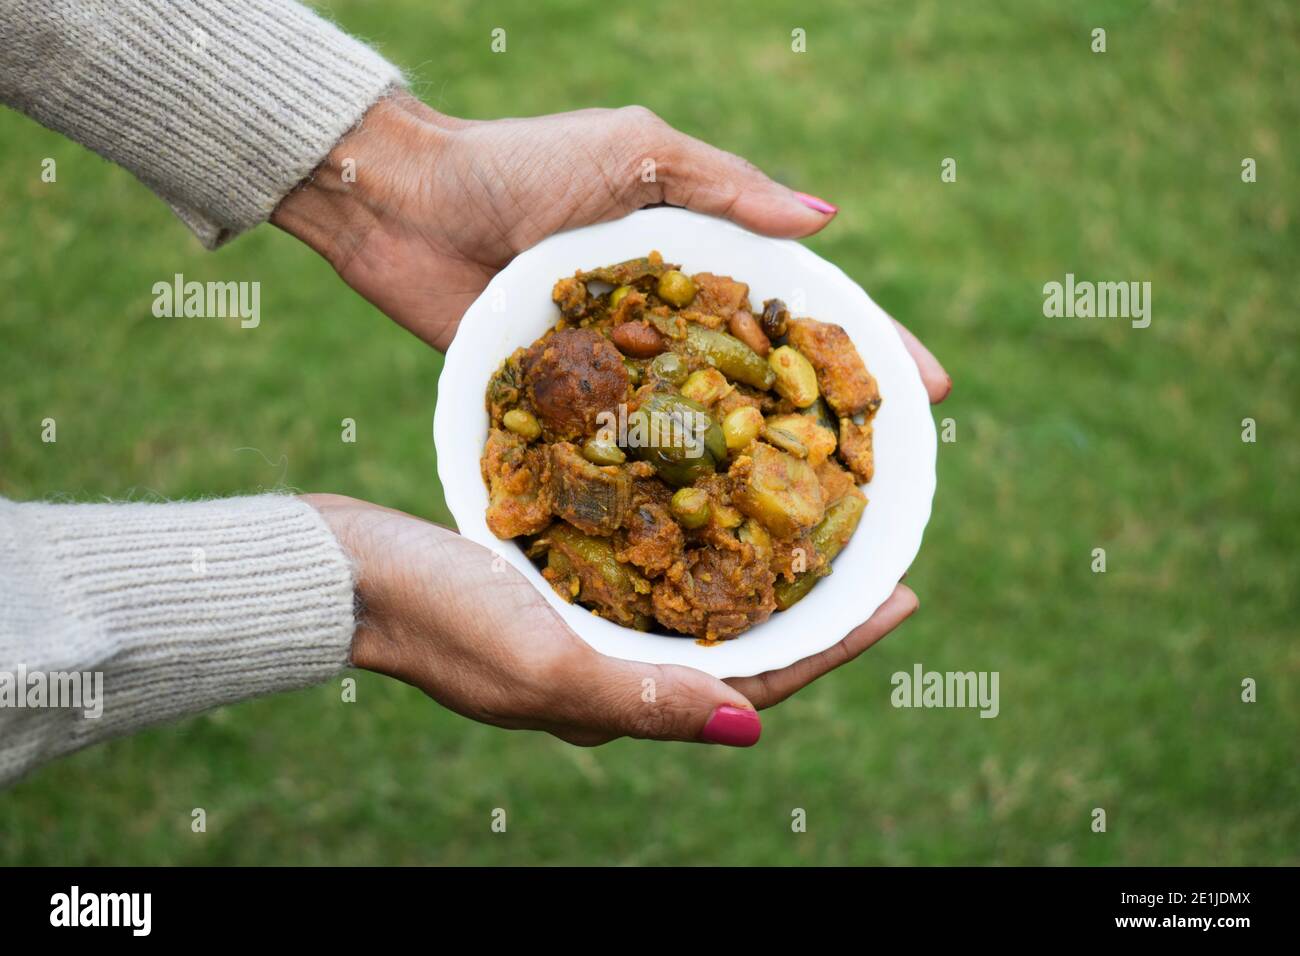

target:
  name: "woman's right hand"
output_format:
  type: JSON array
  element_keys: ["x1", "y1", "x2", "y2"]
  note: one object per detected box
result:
[
  {"x1": 303, "y1": 494, "x2": 919, "y2": 748},
  {"x1": 273, "y1": 93, "x2": 950, "y2": 407}
]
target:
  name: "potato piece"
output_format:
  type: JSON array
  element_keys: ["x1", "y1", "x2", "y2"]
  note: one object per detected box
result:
[
  {"x1": 838, "y1": 417, "x2": 875, "y2": 483},
  {"x1": 814, "y1": 458, "x2": 857, "y2": 506},
  {"x1": 481, "y1": 428, "x2": 551, "y2": 539},
  {"x1": 522, "y1": 328, "x2": 629, "y2": 441},
  {"x1": 786, "y1": 318, "x2": 881, "y2": 418},
  {"x1": 764, "y1": 414, "x2": 837, "y2": 465},
  {"x1": 689, "y1": 272, "x2": 751, "y2": 320},
  {"x1": 730, "y1": 442, "x2": 825, "y2": 537},
  {"x1": 545, "y1": 442, "x2": 632, "y2": 536}
]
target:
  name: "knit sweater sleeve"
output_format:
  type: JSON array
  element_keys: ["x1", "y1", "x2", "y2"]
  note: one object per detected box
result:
[
  {"x1": 0, "y1": 495, "x2": 357, "y2": 787},
  {"x1": 0, "y1": 0, "x2": 404, "y2": 248}
]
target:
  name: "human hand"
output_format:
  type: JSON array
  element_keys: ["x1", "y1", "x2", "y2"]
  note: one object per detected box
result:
[
  {"x1": 272, "y1": 91, "x2": 950, "y2": 402},
  {"x1": 303, "y1": 493, "x2": 921, "y2": 747}
]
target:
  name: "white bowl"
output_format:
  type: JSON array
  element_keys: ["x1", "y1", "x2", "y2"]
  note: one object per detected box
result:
[{"x1": 434, "y1": 208, "x2": 936, "y2": 678}]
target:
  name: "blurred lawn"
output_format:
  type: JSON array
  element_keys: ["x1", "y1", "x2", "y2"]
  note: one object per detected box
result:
[{"x1": 1, "y1": 0, "x2": 1297, "y2": 865}]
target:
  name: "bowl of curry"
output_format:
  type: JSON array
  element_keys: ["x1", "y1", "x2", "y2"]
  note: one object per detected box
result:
[{"x1": 435, "y1": 208, "x2": 936, "y2": 678}]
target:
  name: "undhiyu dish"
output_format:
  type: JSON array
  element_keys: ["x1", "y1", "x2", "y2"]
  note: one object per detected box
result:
[{"x1": 478, "y1": 251, "x2": 883, "y2": 644}]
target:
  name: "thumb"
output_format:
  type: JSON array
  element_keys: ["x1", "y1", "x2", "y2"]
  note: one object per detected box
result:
[
  {"x1": 651, "y1": 125, "x2": 838, "y2": 239},
  {"x1": 567, "y1": 655, "x2": 763, "y2": 747}
]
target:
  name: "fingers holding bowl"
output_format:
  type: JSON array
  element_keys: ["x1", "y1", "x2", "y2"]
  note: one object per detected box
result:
[
  {"x1": 890, "y1": 318, "x2": 950, "y2": 403},
  {"x1": 725, "y1": 583, "x2": 919, "y2": 710},
  {"x1": 545, "y1": 651, "x2": 763, "y2": 748}
]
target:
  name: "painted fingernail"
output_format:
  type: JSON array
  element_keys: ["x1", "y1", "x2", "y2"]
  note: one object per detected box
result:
[
  {"x1": 700, "y1": 705, "x2": 762, "y2": 747},
  {"x1": 793, "y1": 191, "x2": 838, "y2": 214}
]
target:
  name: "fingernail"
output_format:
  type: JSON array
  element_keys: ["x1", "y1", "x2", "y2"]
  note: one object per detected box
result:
[
  {"x1": 793, "y1": 191, "x2": 837, "y2": 215},
  {"x1": 700, "y1": 705, "x2": 762, "y2": 747}
]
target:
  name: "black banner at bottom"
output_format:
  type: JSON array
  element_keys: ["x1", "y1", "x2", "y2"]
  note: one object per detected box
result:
[{"x1": 0, "y1": 866, "x2": 1288, "y2": 940}]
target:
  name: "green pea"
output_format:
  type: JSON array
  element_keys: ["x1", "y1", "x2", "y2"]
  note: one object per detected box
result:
[
  {"x1": 670, "y1": 487, "x2": 711, "y2": 530},
  {"x1": 502, "y1": 408, "x2": 541, "y2": 442},
  {"x1": 649, "y1": 351, "x2": 688, "y2": 386},
  {"x1": 657, "y1": 270, "x2": 697, "y2": 308},
  {"x1": 609, "y1": 285, "x2": 632, "y2": 309}
]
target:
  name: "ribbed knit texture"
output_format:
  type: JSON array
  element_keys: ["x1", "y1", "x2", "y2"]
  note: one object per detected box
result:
[
  {"x1": 0, "y1": 0, "x2": 404, "y2": 247},
  {"x1": 0, "y1": 495, "x2": 357, "y2": 786}
]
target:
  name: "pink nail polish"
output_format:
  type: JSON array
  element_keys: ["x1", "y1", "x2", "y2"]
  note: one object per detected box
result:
[
  {"x1": 793, "y1": 191, "x2": 838, "y2": 214},
  {"x1": 700, "y1": 705, "x2": 762, "y2": 747}
]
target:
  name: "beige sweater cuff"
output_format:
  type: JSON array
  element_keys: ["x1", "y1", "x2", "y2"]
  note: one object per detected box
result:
[
  {"x1": 0, "y1": 494, "x2": 356, "y2": 786},
  {"x1": 0, "y1": 0, "x2": 405, "y2": 248}
]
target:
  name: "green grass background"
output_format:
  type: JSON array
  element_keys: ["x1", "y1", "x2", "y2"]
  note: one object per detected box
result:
[{"x1": 1, "y1": 0, "x2": 1296, "y2": 865}]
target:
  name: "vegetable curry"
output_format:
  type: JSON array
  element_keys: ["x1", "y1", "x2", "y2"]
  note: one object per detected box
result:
[{"x1": 480, "y1": 252, "x2": 881, "y2": 643}]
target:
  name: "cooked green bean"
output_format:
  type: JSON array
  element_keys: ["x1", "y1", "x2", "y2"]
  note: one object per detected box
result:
[
  {"x1": 579, "y1": 255, "x2": 670, "y2": 287},
  {"x1": 683, "y1": 323, "x2": 775, "y2": 389},
  {"x1": 546, "y1": 523, "x2": 648, "y2": 603},
  {"x1": 773, "y1": 493, "x2": 867, "y2": 609}
]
